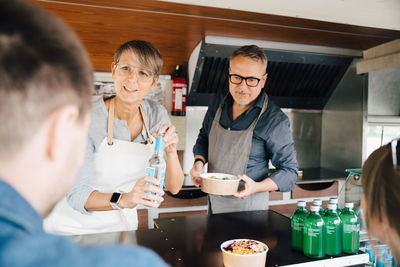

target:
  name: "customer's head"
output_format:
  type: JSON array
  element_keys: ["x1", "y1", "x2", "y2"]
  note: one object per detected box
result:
[
  {"x1": 229, "y1": 45, "x2": 268, "y2": 106},
  {"x1": 112, "y1": 40, "x2": 163, "y2": 106},
  {"x1": 0, "y1": 0, "x2": 93, "y2": 215},
  {"x1": 362, "y1": 139, "x2": 400, "y2": 254}
]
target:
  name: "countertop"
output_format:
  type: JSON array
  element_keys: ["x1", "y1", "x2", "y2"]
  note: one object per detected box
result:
[
  {"x1": 297, "y1": 167, "x2": 347, "y2": 184},
  {"x1": 74, "y1": 210, "x2": 367, "y2": 267}
]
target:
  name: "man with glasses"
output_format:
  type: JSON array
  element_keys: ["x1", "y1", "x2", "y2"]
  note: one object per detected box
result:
[{"x1": 190, "y1": 45, "x2": 298, "y2": 214}]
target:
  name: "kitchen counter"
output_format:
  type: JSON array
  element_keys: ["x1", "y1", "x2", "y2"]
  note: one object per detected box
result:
[
  {"x1": 74, "y1": 210, "x2": 368, "y2": 266},
  {"x1": 297, "y1": 167, "x2": 347, "y2": 184}
]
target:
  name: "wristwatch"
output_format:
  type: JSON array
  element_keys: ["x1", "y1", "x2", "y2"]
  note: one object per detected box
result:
[
  {"x1": 110, "y1": 192, "x2": 122, "y2": 210},
  {"x1": 194, "y1": 158, "x2": 206, "y2": 166}
]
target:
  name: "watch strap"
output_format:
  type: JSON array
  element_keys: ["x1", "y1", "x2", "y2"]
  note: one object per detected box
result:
[{"x1": 194, "y1": 158, "x2": 206, "y2": 166}]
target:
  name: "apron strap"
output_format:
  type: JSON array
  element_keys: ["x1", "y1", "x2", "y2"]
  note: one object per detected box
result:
[
  {"x1": 213, "y1": 93, "x2": 269, "y2": 131},
  {"x1": 107, "y1": 98, "x2": 115, "y2": 145},
  {"x1": 139, "y1": 105, "x2": 154, "y2": 144},
  {"x1": 107, "y1": 98, "x2": 154, "y2": 145}
]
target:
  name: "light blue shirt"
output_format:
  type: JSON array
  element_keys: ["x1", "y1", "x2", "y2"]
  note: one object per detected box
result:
[
  {"x1": 67, "y1": 98, "x2": 171, "y2": 214},
  {"x1": 0, "y1": 178, "x2": 169, "y2": 267}
]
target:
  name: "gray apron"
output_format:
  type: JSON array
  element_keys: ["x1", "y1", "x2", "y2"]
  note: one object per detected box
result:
[{"x1": 208, "y1": 95, "x2": 269, "y2": 214}]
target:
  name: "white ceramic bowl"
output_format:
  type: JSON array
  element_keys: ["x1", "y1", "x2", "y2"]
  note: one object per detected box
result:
[
  {"x1": 200, "y1": 173, "x2": 240, "y2": 195},
  {"x1": 220, "y1": 239, "x2": 268, "y2": 267}
]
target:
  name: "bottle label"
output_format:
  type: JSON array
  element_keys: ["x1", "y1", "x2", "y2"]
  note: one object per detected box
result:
[
  {"x1": 307, "y1": 228, "x2": 322, "y2": 237},
  {"x1": 326, "y1": 225, "x2": 337, "y2": 234},
  {"x1": 146, "y1": 167, "x2": 156, "y2": 177},
  {"x1": 343, "y1": 224, "x2": 360, "y2": 233},
  {"x1": 293, "y1": 222, "x2": 304, "y2": 231},
  {"x1": 174, "y1": 89, "x2": 182, "y2": 109}
]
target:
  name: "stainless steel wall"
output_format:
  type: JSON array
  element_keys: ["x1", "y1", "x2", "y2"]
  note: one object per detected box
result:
[
  {"x1": 321, "y1": 59, "x2": 366, "y2": 169},
  {"x1": 283, "y1": 109, "x2": 322, "y2": 168},
  {"x1": 368, "y1": 66, "x2": 400, "y2": 116}
]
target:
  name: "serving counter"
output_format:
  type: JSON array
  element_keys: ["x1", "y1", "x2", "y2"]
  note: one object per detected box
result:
[{"x1": 74, "y1": 210, "x2": 368, "y2": 266}]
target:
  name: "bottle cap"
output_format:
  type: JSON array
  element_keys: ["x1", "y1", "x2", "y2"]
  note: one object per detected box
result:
[
  {"x1": 313, "y1": 199, "x2": 322, "y2": 206},
  {"x1": 327, "y1": 203, "x2": 337, "y2": 210},
  {"x1": 345, "y1": 202, "x2": 354, "y2": 208},
  {"x1": 329, "y1": 198, "x2": 338, "y2": 204},
  {"x1": 310, "y1": 205, "x2": 320, "y2": 212},
  {"x1": 297, "y1": 201, "x2": 306, "y2": 207}
]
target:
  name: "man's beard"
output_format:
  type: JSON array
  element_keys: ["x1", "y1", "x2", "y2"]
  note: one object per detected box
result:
[{"x1": 232, "y1": 90, "x2": 252, "y2": 105}]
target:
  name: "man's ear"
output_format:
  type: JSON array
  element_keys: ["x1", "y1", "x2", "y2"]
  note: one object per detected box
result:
[
  {"x1": 111, "y1": 62, "x2": 116, "y2": 79},
  {"x1": 46, "y1": 106, "x2": 79, "y2": 161},
  {"x1": 260, "y1": 73, "x2": 268, "y2": 88}
]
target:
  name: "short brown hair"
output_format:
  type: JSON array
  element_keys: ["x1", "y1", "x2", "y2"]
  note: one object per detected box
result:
[
  {"x1": 0, "y1": 0, "x2": 93, "y2": 158},
  {"x1": 230, "y1": 45, "x2": 268, "y2": 71},
  {"x1": 362, "y1": 144, "x2": 400, "y2": 236},
  {"x1": 114, "y1": 40, "x2": 163, "y2": 77}
]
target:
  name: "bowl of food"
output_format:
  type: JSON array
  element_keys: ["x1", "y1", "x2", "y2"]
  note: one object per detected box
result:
[
  {"x1": 220, "y1": 239, "x2": 268, "y2": 267},
  {"x1": 200, "y1": 173, "x2": 240, "y2": 195}
]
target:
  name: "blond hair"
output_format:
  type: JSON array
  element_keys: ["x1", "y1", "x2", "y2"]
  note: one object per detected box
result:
[{"x1": 113, "y1": 40, "x2": 163, "y2": 77}]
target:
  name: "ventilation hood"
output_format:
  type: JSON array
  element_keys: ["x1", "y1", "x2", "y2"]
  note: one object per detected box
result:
[{"x1": 187, "y1": 36, "x2": 362, "y2": 109}]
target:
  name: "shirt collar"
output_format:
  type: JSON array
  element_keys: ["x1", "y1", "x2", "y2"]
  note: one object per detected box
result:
[{"x1": 0, "y1": 178, "x2": 43, "y2": 234}]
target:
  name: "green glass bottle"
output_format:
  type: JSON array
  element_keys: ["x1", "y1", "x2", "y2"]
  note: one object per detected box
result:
[
  {"x1": 340, "y1": 202, "x2": 359, "y2": 254},
  {"x1": 291, "y1": 201, "x2": 308, "y2": 251},
  {"x1": 323, "y1": 203, "x2": 342, "y2": 256},
  {"x1": 303, "y1": 205, "x2": 325, "y2": 258},
  {"x1": 313, "y1": 199, "x2": 324, "y2": 215},
  {"x1": 331, "y1": 197, "x2": 341, "y2": 215}
]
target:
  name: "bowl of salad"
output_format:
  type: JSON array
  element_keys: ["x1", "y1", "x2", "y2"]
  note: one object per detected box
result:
[
  {"x1": 220, "y1": 239, "x2": 268, "y2": 267},
  {"x1": 200, "y1": 173, "x2": 240, "y2": 195}
]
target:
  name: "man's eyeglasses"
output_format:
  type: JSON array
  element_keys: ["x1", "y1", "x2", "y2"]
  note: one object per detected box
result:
[
  {"x1": 115, "y1": 63, "x2": 154, "y2": 83},
  {"x1": 390, "y1": 138, "x2": 400, "y2": 171},
  {"x1": 228, "y1": 74, "x2": 262, "y2": 87}
]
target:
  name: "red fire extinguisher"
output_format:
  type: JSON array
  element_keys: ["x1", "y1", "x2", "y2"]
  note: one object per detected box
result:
[{"x1": 171, "y1": 65, "x2": 186, "y2": 116}]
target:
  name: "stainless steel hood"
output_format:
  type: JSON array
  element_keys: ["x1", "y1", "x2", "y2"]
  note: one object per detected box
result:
[{"x1": 187, "y1": 36, "x2": 362, "y2": 109}]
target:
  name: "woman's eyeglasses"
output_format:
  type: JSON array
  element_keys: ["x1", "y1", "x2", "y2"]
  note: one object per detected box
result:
[
  {"x1": 115, "y1": 63, "x2": 154, "y2": 83},
  {"x1": 390, "y1": 138, "x2": 400, "y2": 171}
]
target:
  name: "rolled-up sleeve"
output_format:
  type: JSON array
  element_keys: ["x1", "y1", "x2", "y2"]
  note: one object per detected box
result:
[
  {"x1": 266, "y1": 116, "x2": 298, "y2": 192},
  {"x1": 66, "y1": 135, "x2": 96, "y2": 214}
]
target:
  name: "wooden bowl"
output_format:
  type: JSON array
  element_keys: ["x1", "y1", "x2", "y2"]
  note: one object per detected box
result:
[
  {"x1": 220, "y1": 239, "x2": 268, "y2": 267},
  {"x1": 200, "y1": 173, "x2": 240, "y2": 195}
]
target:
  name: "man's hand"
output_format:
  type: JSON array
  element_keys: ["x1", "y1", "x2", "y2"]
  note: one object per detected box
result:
[
  {"x1": 234, "y1": 174, "x2": 260, "y2": 199},
  {"x1": 190, "y1": 160, "x2": 205, "y2": 187}
]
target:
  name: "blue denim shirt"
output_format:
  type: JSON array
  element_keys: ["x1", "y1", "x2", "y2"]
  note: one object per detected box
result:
[
  {"x1": 0, "y1": 179, "x2": 169, "y2": 267},
  {"x1": 193, "y1": 91, "x2": 298, "y2": 192}
]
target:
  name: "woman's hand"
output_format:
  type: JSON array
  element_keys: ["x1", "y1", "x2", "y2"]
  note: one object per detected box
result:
[
  {"x1": 234, "y1": 174, "x2": 259, "y2": 199},
  {"x1": 190, "y1": 161, "x2": 205, "y2": 187},
  {"x1": 155, "y1": 124, "x2": 178, "y2": 155},
  {"x1": 119, "y1": 176, "x2": 164, "y2": 208}
]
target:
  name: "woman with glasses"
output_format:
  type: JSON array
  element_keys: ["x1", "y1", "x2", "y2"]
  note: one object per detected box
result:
[
  {"x1": 190, "y1": 45, "x2": 298, "y2": 214},
  {"x1": 361, "y1": 138, "x2": 400, "y2": 262},
  {"x1": 44, "y1": 40, "x2": 183, "y2": 235}
]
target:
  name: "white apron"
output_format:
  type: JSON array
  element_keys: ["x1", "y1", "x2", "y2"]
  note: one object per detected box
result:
[{"x1": 44, "y1": 98, "x2": 154, "y2": 235}]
